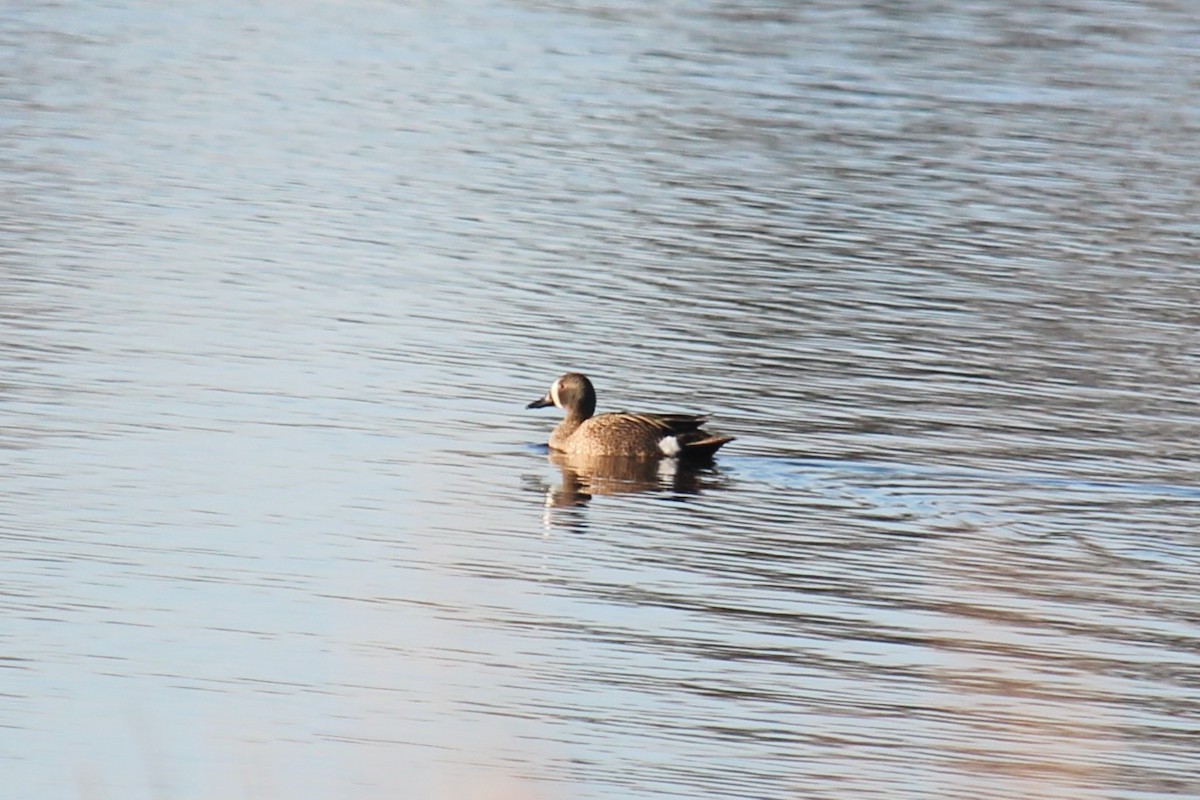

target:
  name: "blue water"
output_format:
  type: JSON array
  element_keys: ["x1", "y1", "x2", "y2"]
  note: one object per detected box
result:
[{"x1": 3, "y1": 0, "x2": 1198, "y2": 798}]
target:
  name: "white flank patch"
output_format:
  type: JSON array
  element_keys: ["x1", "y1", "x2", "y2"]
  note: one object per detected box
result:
[{"x1": 657, "y1": 436, "x2": 681, "y2": 457}]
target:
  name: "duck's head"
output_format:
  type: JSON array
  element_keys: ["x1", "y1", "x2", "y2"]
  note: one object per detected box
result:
[{"x1": 526, "y1": 372, "x2": 596, "y2": 418}]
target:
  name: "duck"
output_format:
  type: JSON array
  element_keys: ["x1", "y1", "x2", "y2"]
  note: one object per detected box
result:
[{"x1": 526, "y1": 372, "x2": 734, "y2": 459}]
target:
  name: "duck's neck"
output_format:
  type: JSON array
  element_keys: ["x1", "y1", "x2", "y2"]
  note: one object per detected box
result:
[{"x1": 550, "y1": 408, "x2": 591, "y2": 449}]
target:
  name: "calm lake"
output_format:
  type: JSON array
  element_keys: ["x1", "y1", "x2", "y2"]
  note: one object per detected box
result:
[{"x1": 3, "y1": 1, "x2": 1198, "y2": 798}]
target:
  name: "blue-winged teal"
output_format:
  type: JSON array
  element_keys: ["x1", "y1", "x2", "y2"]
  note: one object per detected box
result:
[{"x1": 526, "y1": 372, "x2": 734, "y2": 459}]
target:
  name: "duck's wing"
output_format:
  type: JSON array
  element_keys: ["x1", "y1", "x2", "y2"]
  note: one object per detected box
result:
[{"x1": 597, "y1": 411, "x2": 708, "y2": 436}]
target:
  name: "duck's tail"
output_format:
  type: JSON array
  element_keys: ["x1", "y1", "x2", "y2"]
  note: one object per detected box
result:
[{"x1": 678, "y1": 434, "x2": 735, "y2": 460}]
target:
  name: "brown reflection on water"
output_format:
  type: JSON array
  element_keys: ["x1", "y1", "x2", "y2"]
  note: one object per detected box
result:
[{"x1": 535, "y1": 450, "x2": 730, "y2": 509}]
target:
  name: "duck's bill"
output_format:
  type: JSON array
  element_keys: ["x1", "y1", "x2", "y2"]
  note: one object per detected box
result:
[{"x1": 526, "y1": 394, "x2": 554, "y2": 409}]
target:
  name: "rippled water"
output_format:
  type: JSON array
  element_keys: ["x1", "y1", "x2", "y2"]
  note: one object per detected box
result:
[{"x1": 3, "y1": 1, "x2": 1199, "y2": 798}]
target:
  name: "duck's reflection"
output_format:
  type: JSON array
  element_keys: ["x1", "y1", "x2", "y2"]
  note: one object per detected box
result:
[{"x1": 540, "y1": 450, "x2": 729, "y2": 510}]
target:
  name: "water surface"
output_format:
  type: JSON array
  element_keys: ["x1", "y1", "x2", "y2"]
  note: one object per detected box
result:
[{"x1": 2, "y1": 1, "x2": 1198, "y2": 798}]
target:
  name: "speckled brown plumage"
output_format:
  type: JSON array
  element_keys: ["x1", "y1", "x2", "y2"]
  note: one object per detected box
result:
[{"x1": 526, "y1": 372, "x2": 734, "y2": 459}]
